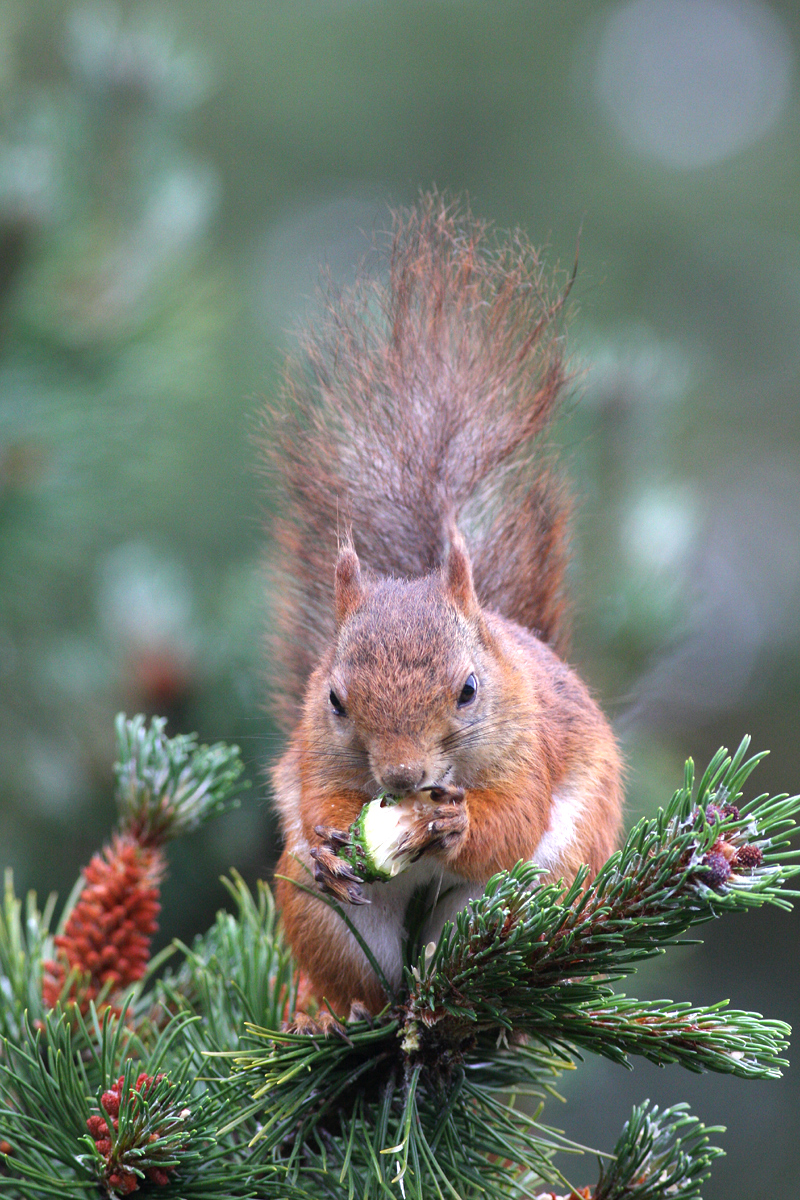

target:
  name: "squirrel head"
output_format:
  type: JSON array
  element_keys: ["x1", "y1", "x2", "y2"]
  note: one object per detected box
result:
[{"x1": 315, "y1": 532, "x2": 500, "y2": 795}]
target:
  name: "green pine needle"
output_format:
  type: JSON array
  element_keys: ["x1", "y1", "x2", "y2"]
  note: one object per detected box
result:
[
  {"x1": 405, "y1": 737, "x2": 798, "y2": 1077},
  {"x1": 0, "y1": 870, "x2": 55, "y2": 1040},
  {"x1": 0, "y1": 1005, "x2": 288, "y2": 1199},
  {"x1": 594, "y1": 1101, "x2": 724, "y2": 1200},
  {"x1": 161, "y1": 870, "x2": 297, "y2": 1047},
  {"x1": 2, "y1": 734, "x2": 798, "y2": 1199},
  {"x1": 113, "y1": 713, "x2": 247, "y2": 844},
  {"x1": 227, "y1": 740, "x2": 797, "y2": 1198}
]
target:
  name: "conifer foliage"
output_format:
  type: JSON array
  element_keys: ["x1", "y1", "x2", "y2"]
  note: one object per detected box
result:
[
  {"x1": 41, "y1": 836, "x2": 163, "y2": 1016},
  {"x1": 1, "y1": 718, "x2": 798, "y2": 1199},
  {"x1": 40, "y1": 714, "x2": 243, "y2": 1019}
]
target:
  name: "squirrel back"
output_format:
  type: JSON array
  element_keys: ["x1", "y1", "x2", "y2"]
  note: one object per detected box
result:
[{"x1": 265, "y1": 194, "x2": 573, "y2": 729}]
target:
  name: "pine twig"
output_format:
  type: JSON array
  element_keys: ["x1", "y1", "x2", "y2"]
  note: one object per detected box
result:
[
  {"x1": 229, "y1": 740, "x2": 797, "y2": 1199},
  {"x1": 113, "y1": 713, "x2": 247, "y2": 845},
  {"x1": 405, "y1": 738, "x2": 798, "y2": 1077},
  {"x1": 592, "y1": 1101, "x2": 724, "y2": 1200},
  {"x1": 40, "y1": 715, "x2": 247, "y2": 1019}
]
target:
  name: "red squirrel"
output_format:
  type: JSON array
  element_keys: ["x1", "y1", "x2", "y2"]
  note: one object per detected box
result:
[{"x1": 266, "y1": 196, "x2": 623, "y2": 1019}]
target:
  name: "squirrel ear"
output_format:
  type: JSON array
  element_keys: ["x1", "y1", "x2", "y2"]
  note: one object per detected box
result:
[
  {"x1": 334, "y1": 544, "x2": 364, "y2": 626},
  {"x1": 444, "y1": 525, "x2": 479, "y2": 618}
]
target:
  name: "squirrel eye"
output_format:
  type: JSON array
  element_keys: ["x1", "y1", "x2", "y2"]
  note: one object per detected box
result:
[
  {"x1": 329, "y1": 689, "x2": 347, "y2": 717},
  {"x1": 457, "y1": 673, "x2": 478, "y2": 707}
]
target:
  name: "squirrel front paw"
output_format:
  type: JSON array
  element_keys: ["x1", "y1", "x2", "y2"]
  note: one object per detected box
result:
[
  {"x1": 398, "y1": 785, "x2": 468, "y2": 858},
  {"x1": 310, "y1": 830, "x2": 369, "y2": 905},
  {"x1": 311, "y1": 787, "x2": 468, "y2": 891}
]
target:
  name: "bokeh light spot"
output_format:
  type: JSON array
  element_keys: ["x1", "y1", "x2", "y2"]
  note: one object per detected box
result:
[{"x1": 594, "y1": 0, "x2": 794, "y2": 168}]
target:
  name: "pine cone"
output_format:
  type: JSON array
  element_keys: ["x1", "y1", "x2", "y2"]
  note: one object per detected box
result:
[{"x1": 42, "y1": 834, "x2": 163, "y2": 1014}]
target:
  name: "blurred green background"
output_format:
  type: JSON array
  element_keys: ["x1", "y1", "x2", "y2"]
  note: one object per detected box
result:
[{"x1": 1, "y1": 0, "x2": 798, "y2": 1193}]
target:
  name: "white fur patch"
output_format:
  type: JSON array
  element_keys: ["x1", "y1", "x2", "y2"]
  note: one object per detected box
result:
[
  {"x1": 531, "y1": 778, "x2": 584, "y2": 872},
  {"x1": 344, "y1": 858, "x2": 482, "y2": 990}
]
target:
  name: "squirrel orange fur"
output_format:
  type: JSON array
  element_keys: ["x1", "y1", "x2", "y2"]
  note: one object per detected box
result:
[{"x1": 265, "y1": 196, "x2": 623, "y2": 1019}]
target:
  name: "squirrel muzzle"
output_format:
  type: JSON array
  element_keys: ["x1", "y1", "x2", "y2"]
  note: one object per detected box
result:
[{"x1": 369, "y1": 737, "x2": 431, "y2": 795}]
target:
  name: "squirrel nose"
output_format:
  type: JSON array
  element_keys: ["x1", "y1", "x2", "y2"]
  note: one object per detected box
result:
[{"x1": 380, "y1": 763, "x2": 426, "y2": 795}]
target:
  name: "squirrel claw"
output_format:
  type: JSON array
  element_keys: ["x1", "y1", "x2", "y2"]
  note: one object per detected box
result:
[
  {"x1": 426, "y1": 801, "x2": 468, "y2": 853},
  {"x1": 428, "y1": 785, "x2": 466, "y2": 805},
  {"x1": 347, "y1": 999, "x2": 374, "y2": 1025},
  {"x1": 310, "y1": 845, "x2": 369, "y2": 905},
  {"x1": 395, "y1": 797, "x2": 468, "y2": 859},
  {"x1": 310, "y1": 844, "x2": 359, "y2": 879},
  {"x1": 284, "y1": 1010, "x2": 349, "y2": 1039},
  {"x1": 315, "y1": 870, "x2": 369, "y2": 906},
  {"x1": 314, "y1": 824, "x2": 351, "y2": 847}
]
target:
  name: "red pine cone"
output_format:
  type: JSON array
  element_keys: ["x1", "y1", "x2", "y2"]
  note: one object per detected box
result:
[
  {"x1": 42, "y1": 834, "x2": 164, "y2": 1014},
  {"x1": 87, "y1": 1073, "x2": 175, "y2": 1194},
  {"x1": 106, "y1": 1170, "x2": 138, "y2": 1196},
  {"x1": 733, "y1": 843, "x2": 764, "y2": 869},
  {"x1": 704, "y1": 802, "x2": 740, "y2": 825},
  {"x1": 703, "y1": 851, "x2": 732, "y2": 889}
]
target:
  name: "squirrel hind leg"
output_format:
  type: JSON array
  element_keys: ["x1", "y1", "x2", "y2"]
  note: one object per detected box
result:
[
  {"x1": 283, "y1": 998, "x2": 376, "y2": 1037},
  {"x1": 347, "y1": 999, "x2": 375, "y2": 1025},
  {"x1": 283, "y1": 1009, "x2": 348, "y2": 1039}
]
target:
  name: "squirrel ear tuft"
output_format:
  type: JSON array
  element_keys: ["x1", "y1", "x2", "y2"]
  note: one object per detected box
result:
[
  {"x1": 334, "y1": 544, "x2": 364, "y2": 626},
  {"x1": 444, "y1": 525, "x2": 479, "y2": 618}
]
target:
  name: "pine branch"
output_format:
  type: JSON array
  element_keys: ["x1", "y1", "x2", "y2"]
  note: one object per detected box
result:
[
  {"x1": 2, "y1": 733, "x2": 797, "y2": 1199},
  {"x1": 1, "y1": 716, "x2": 283, "y2": 1198},
  {"x1": 39, "y1": 715, "x2": 247, "y2": 1020},
  {"x1": 522, "y1": 1103, "x2": 724, "y2": 1200},
  {"x1": 404, "y1": 738, "x2": 798, "y2": 1076},
  {"x1": 0, "y1": 1004, "x2": 290, "y2": 1199},
  {"x1": 592, "y1": 1101, "x2": 724, "y2": 1200},
  {"x1": 113, "y1": 713, "x2": 247, "y2": 845},
  {"x1": 533, "y1": 996, "x2": 788, "y2": 1077},
  {"x1": 227, "y1": 741, "x2": 797, "y2": 1198},
  {"x1": 228, "y1": 1023, "x2": 578, "y2": 1200}
]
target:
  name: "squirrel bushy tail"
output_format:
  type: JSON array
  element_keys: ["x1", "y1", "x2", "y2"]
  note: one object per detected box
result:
[{"x1": 265, "y1": 194, "x2": 574, "y2": 727}]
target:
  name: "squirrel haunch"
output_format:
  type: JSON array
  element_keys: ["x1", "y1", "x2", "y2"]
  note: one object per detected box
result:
[{"x1": 267, "y1": 196, "x2": 623, "y2": 1018}]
